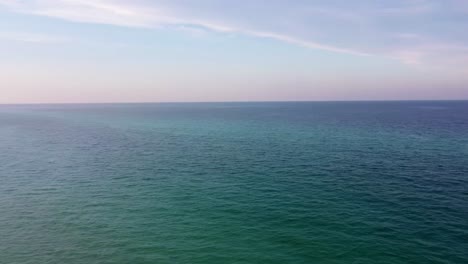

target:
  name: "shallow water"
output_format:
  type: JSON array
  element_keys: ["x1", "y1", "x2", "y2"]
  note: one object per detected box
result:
[{"x1": 1, "y1": 101, "x2": 467, "y2": 263}]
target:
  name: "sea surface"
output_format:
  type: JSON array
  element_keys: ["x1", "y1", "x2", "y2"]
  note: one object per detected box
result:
[{"x1": 1, "y1": 101, "x2": 467, "y2": 264}]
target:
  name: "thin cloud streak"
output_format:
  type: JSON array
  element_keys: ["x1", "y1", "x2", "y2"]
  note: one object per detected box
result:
[
  {"x1": 246, "y1": 31, "x2": 371, "y2": 56},
  {"x1": 1, "y1": 0, "x2": 467, "y2": 68},
  {"x1": 0, "y1": 0, "x2": 370, "y2": 57}
]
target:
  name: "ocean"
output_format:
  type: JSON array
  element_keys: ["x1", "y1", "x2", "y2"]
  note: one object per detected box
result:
[{"x1": 1, "y1": 101, "x2": 467, "y2": 264}]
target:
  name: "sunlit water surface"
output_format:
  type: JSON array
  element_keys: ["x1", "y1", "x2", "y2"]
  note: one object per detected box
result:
[{"x1": 1, "y1": 101, "x2": 467, "y2": 263}]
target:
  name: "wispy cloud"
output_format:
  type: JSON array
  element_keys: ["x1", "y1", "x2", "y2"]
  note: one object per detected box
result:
[
  {"x1": 378, "y1": 3, "x2": 434, "y2": 16},
  {"x1": 1, "y1": 0, "x2": 467, "y2": 67},
  {"x1": 1, "y1": 0, "x2": 170, "y2": 27},
  {"x1": 0, "y1": 0, "x2": 369, "y2": 56},
  {"x1": 243, "y1": 31, "x2": 371, "y2": 56}
]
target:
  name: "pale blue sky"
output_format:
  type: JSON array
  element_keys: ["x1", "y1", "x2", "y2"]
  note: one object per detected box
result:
[{"x1": 1, "y1": 0, "x2": 468, "y2": 103}]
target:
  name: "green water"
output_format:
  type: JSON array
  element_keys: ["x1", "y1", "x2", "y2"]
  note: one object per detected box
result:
[{"x1": 1, "y1": 102, "x2": 467, "y2": 263}]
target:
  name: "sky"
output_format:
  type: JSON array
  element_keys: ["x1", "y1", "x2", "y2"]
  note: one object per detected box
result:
[{"x1": 1, "y1": 0, "x2": 468, "y2": 103}]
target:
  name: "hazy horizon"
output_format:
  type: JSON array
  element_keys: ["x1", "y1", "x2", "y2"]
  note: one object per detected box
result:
[
  {"x1": 2, "y1": 99, "x2": 468, "y2": 106},
  {"x1": 1, "y1": 0, "x2": 468, "y2": 103}
]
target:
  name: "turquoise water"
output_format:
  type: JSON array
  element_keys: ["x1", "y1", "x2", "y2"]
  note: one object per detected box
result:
[{"x1": 1, "y1": 101, "x2": 467, "y2": 264}]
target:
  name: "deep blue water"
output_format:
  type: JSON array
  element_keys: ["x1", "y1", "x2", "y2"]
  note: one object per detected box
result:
[{"x1": 1, "y1": 101, "x2": 467, "y2": 263}]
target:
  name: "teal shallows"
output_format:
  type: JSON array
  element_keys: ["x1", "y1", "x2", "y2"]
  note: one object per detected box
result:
[{"x1": 0, "y1": 101, "x2": 467, "y2": 264}]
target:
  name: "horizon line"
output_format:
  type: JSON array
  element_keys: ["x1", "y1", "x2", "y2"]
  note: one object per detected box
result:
[{"x1": 1, "y1": 99, "x2": 468, "y2": 106}]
